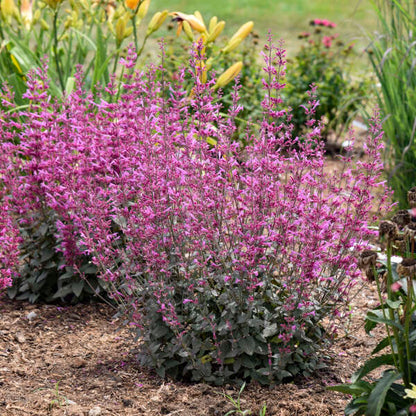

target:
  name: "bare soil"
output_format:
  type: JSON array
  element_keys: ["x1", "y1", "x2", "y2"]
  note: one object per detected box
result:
[{"x1": 0, "y1": 280, "x2": 384, "y2": 416}]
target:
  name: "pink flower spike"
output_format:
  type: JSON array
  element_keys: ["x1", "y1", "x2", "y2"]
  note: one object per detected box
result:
[
  {"x1": 410, "y1": 404, "x2": 416, "y2": 414},
  {"x1": 391, "y1": 281, "x2": 402, "y2": 292}
]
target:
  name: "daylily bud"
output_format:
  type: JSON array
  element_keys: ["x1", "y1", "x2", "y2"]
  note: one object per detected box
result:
[
  {"x1": 222, "y1": 21, "x2": 253, "y2": 52},
  {"x1": 208, "y1": 15, "x2": 217, "y2": 33},
  {"x1": 182, "y1": 20, "x2": 194, "y2": 41},
  {"x1": 214, "y1": 61, "x2": 243, "y2": 89},
  {"x1": 40, "y1": 18, "x2": 49, "y2": 30},
  {"x1": 206, "y1": 20, "x2": 225, "y2": 43},
  {"x1": 146, "y1": 9, "x2": 168, "y2": 35},
  {"x1": 0, "y1": 0, "x2": 17, "y2": 20},
  {"x1": 20, "y1": 0, "x2": 33, "y2": 29},
  {"x1": 221, "y1": 37, "x2": 243, "y2": 54},
  {"x1": 43, "y1": 0, "x2": 62, "y2": 9},
  {"x1": 115, "y1": 13, "x2": 130, "y2": 44},
  {"x1": 137, "y1": 0, "x2": 150, "y2": 19},
  {"x1": 125, "y1": 0, "x2": 139, "y2": 10},
  {"x1": 193, "y1": 10, "x2": 205, "y2": 28}
]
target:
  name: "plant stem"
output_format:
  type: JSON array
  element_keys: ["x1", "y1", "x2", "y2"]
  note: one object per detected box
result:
[{"x1": 53, "y1": 10, "x2": 65, "y2": 93}]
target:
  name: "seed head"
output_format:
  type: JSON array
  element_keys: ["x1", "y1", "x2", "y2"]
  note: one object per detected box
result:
[
  {"x1": 379, "y1": 220, "x2": 398, "y2": 242},
  {"x1": 391, "y1": 209, "x2": 411, "y2": 229},
  {"x1": 397, "y1": 258, "x2": 416, "y2": 278}
]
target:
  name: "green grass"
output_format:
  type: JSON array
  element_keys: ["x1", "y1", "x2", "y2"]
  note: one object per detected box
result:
[{"x1": 151, "y1": 0, "x2": 378, "y2": 55}]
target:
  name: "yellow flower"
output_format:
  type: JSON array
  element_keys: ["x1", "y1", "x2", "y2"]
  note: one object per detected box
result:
[
  {"x1": 170, "y1": 11, "x2": 206, "y2": 36},
  {"x1": 404, "y1": 384, "x2": 416, "y2": 400}
]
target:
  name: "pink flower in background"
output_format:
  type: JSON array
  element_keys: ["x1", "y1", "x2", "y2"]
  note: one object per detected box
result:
[{"x1": 391, "y1": 281, "x2": 402, "y2": 292}]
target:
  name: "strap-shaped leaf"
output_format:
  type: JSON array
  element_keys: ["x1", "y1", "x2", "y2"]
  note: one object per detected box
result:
[
  {"x1": 366, "y1": 370, "x2": 401, "y2": 416},
  {"x1": 352, "y1": 354, "x2": 396, "y2": 383}
]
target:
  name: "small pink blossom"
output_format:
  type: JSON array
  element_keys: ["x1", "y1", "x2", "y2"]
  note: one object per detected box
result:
[{"x1": 391, "y1": 281, "x2": 402, "y2": 292}]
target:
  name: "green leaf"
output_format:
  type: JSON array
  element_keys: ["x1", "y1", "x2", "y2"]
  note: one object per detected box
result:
[
  {"x1": 372, "y1": 336, "x2": 391, "y2": 354},
  {"x1": 262, "y1": 323, "x2": 278, "y2": 338},
  {"x1": 72, "y1": 280, "x2": 84, "y2": 298},
  {"x1": 240, "y1": 336, "x2": 256, "y2": 356},
  {"x1": 365, "y1": 370, "x2": 401, "y2": 416},
  {"x1": 351, "y1": 354, "x2": 396, "y2": 383},
  {"x1": 366, "y1": 312, "x2": 404, "y2": 332},
  {"x1": 386, "y1": 299, "x2": 402, "y2": 309}
]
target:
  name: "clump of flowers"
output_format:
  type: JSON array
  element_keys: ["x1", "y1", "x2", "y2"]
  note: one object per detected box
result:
[{"x1": 0, "y1": 37, "x2": 389, "y2": 384}]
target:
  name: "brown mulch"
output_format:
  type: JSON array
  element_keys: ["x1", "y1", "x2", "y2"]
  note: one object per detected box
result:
[{"x1": 0, "y1": 280, "x2": 384, "y2": 416}]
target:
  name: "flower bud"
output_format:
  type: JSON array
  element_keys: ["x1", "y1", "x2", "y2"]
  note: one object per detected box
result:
[
  {"x1": 137, "y1": 0, "x2": 150, "y2": 20},
  {"x1": 391, "y1": 209, "x2": 411, "y2": 229},
  {"x1": 397, "y1": 258, "x2": 416, "y2": 277},
  {"x1": 20, "y1": 0, "x2": 33, "y2": 29},
  {"x1": 206, "y1": 21, "x2": 225, "y2": 44},
  {"x1": 379, "y1": 220, "x2": 398, "y2": 242},
  {"x1": 358, "y1": 250, "x2": 377, "y2": 281},
  {"x1": 0, "y1": 0, "x2": 17, "y2": 20},
  {"x1": 115, "y1": 13, "x2": 130, "y2": 44},
  {"x1": 408, "y1": 187, "x2": 416, "y2": 208},
  {"x1": 43, "y1": 0, "x2": 62, "y2": 9},
  {"x1": 146, "y1": 9, "x2": 168, "y2": 35},
  {"x1": 222, "y1": 20, "x2": 253, "y2": 52},
  {"x1": 182, "y1": 20, "x2": 194, "y2": 41},
  {"x1": 214, "y1": 61, "x2": 243, "y2": 89},
  {"x1": 208, "y1": 15, "x2": 217, "y2": 33}
]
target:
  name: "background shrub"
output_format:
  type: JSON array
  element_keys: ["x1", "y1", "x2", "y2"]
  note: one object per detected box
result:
[{"x1": 284, "y1": 19, "x2": 369, "y2": 143}]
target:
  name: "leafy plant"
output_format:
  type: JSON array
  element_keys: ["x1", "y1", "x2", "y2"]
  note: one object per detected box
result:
[
  {"x1": 285, "y1": 19, "x2": 369, "y2": 143},
  {"x1": 0, "y1": 0, "x2": 166, "y2": 104},
  {"x1": 0, "y1": 38, "x2": 389, "y2": 384},
  {"x1": 223, "y1": 383, "x2": 267, "y2": 415},
  {"x1": 366, "y1": 0, "x2": 416, "y2": 207},
  {"x1": 329, "y1": 190, "x2": 416, "y2": 415}
]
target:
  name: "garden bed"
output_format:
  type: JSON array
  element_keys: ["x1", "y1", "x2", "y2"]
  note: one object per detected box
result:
[{"x1": 0, "y1": 280, "x2": 384, "y2": 416}]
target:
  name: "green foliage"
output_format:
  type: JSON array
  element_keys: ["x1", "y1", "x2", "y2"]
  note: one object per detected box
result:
[
  {"x1": 7, "y1": 210, "x2": 107, "y2": 303},
  {"x1": 223, "y1": 383, "x2": 267, "y2": 415},
  {"x1": 0, "y1": 0, "x2": 165, "y2": 104},
  {"x1": 329, "y1": 203, "x2": 416, "y2": 415},
  {"x1": 367, "y1": 0, "x2": 416, "y2": 207},
  {"x1": 132, "y1": 275, "x2": 328, "y2": 385},
  {"x1": 284, "y1": 22, "x2": 369, "y2": 141}
]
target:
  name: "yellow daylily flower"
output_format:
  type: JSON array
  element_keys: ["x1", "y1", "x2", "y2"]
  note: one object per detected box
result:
[
  {"x1": 170, "y1": 11, "x2": 206, "y2": 36},
  {"x1": 404, "y1": 384, "x2": 416, "y2": 400}
]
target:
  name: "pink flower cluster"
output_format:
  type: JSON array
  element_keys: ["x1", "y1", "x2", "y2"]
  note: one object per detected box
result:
[
  {"x1": 0, "y1": 40, "x2": 390, "y2": 346},
  {"x1": 311, "y1": 19, "x2": 336, "y2": 28}
]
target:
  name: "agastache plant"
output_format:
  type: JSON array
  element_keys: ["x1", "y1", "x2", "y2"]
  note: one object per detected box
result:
[{"x1": 0, "y1": 37, "x2": 390, "y2": 384}]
